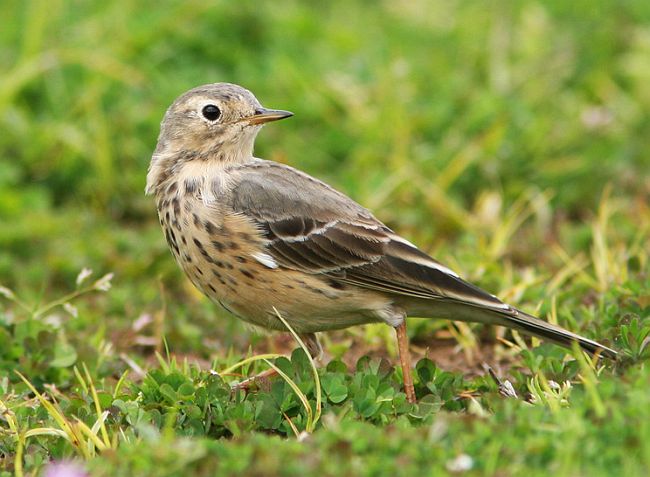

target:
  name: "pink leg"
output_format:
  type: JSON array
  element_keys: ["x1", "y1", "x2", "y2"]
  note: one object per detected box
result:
[
  {"x1": 233, "y1": 333, "x2": 320, "y2": 391},
  {"x1": 232, "y1": 368, "x2": 278, "y2": 391},
  {"x1": 395, "y1": 320, "x2": 416, "y2": 403}
]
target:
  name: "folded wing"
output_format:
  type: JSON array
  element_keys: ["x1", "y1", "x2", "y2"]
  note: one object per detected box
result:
[
  {"x1": 225, "y1": 161, "x2": 616, "y2": 358},
  {"x1": 228, "y1": 161, "x2": 508, "y2": 311}
]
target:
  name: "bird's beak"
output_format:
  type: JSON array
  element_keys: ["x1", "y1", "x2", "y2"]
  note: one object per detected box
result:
[{"x1": 243, "y1": 108, "x2": 294, "y2": 125}]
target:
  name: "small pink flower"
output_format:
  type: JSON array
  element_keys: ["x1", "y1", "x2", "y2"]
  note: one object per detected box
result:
[{"x1": 43, "y1": 461, "x2": 88, "y2": 477}]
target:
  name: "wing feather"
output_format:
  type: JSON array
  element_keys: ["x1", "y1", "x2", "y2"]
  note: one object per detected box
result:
[
  {"x1": 219, "y1": 161, "x2": 617, "y2": 359},
  {"x1": 227, "y1": 161, "x2": 507, "y2": 310}
]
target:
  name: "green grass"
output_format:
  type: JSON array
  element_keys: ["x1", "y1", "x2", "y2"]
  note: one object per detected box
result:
[{"x1": 1, "y1": 0, "x2": 649, "y2": 475}]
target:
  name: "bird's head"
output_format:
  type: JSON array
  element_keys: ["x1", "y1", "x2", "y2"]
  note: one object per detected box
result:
[
  {"x1": 147, "y1": 83, "x2": 292, "y2": 194},
  {"x1": 157, "y1": 83, "x2": 292, "y2": 158}
]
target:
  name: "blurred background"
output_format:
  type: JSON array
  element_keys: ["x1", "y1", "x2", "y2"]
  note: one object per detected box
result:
[{"x1": 1, "y1": 0, "x2": 648, "y2": 368}]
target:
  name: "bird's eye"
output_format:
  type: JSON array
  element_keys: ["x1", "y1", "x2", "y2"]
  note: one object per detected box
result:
[{"x1": 201, "y1": 104, "x2": 221, "y2": 121}]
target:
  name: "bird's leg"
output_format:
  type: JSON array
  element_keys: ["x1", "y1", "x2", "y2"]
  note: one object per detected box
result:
[
  {"x1": 232, "y1": 368, "x2": 277, "y2": 392},
  {"x1": 300, "y1": 332, "x2": 323, "y2": 362},
  {"x1": 232, "y1": 333, "x2": 322, "y2": 392},
  {"x1": 395, "y1": 320, "x2": 416, "y2": 403}
]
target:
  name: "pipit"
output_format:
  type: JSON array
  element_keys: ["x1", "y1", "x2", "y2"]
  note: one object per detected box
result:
[{"x1": 146, "y1": 83, "x2": 616, "y2": 403}]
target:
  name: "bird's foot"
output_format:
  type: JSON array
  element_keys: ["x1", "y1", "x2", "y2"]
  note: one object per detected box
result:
[{"x1": 231, "y1": 368, "x2": 278, "y2": 393}]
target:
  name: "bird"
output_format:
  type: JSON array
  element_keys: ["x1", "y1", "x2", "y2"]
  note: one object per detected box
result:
[{"x1": 146, "y1": 82, "x2": 617, "y2": 403}]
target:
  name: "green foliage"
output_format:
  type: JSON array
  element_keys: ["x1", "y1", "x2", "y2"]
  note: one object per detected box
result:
[
  {"x1": 0, "y1": 271, "x2": 114, "y2": 387},
  {"x1": 0, "y1": 262, "x2": 647, "y2": 476},
  {"x1": 0, "y1": 0, "x2": 649, "y2": 476}
]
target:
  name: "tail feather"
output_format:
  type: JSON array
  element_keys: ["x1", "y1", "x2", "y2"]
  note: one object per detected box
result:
[
  {"x1": 494, "y1": 308, "x2": 617, "y2": 359},
  {"x1": 407, "y1": 299, "x2": 617, "y2": 359}
]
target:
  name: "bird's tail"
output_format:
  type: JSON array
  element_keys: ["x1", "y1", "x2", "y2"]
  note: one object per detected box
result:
[
  {"x1": 408, "y1": 297, "x2": 617, "y2": 358},
  {"x1": 488, "y1": 307, "x2": 617, "y2": 359}
]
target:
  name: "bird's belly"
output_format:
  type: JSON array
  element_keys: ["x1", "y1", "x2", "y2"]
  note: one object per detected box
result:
[
  {"x1": 218, "y1": 272, "x2": 388, "y2": 333},
  {"x1": 158, "y1": 197, "x2": 390, "y2": 334},
  {"x1": 190, "y1": 261, "x2": 385, "y2": 333}
]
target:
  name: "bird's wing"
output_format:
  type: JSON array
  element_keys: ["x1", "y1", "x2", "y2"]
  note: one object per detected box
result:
[
  {"x1": 227, "y1": 161, "x2": 507, "y2": 311},
  {"x1": 227, "y1": 161, "x2": 618, "y2": 359}
]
